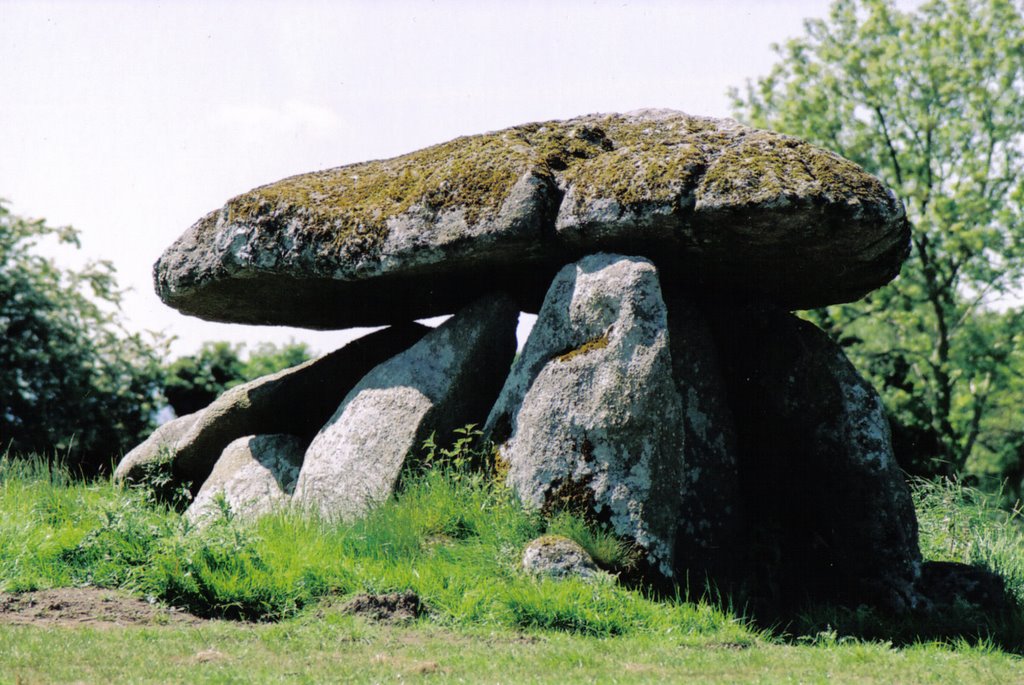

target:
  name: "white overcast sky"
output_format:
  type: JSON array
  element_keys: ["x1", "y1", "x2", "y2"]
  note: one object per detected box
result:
[{"x1": 0, "y1": 0, "x2": 917, "y2": 357}]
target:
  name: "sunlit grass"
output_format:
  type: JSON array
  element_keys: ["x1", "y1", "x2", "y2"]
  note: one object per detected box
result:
[{"x1": 4, "y1": 450, "x2": 1024, "y2": 659}]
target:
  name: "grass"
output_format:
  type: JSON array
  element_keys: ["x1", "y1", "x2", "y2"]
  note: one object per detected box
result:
[
  {"x1": 3, "y1": 615, "x2": 1024, "y2": 684},
  {"x1": 914, "y1": 476, "x2": 1024, "y2": 604},
  {"x1": 0, "y1": 453, "x2": 720, "y2": 633},
  {"x1": 2, "y1": 454, "x2": 1024, "y2": 682}
]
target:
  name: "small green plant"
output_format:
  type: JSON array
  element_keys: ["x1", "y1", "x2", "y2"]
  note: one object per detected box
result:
[
  {"x1": 59, "y1": 501, "x2": 177, "y2": 587},
  {"x1": 127, "y1": 446, "x2": 193, "y2": 512},
  {"x1": 414, "y1": 423, "x2": 511, "y2": 493},
  {"x1": 419, "y1": 424, "x2": 485, "y2": 472},
  {"x1": 211, "y1": 491, "x2": 234, "y2": 523}
]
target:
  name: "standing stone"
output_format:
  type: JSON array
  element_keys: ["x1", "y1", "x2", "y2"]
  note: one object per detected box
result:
[
  {"x1": 166, "y1": 323, "x2": 430, "y2": 489},
  {"x1": 294, "y1": 294, "x2": 519, "y2": 520},
  {"x1": 663, "y1": 294, "x2": 743, "y2": 584},
  {"x1": 485, "y1": 254, "x2": 686, "y2": 578},
  {"x1": 709, "y1": 308, "x2": 921, "y2": 611},
  {"x1": 114, "y1": 411, "x2": 202, "y2": 484},
  {"x1": 185, "y1": 434, "x2": 304, "y2": 526}
]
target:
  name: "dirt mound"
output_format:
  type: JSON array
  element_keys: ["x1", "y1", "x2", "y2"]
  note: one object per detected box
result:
[
  {"x1": 0, "y1": 588, "x2": 206, "y2": 627},
  {"x1": 341, "y1": 591, "x2": 424, "y2": 623}
]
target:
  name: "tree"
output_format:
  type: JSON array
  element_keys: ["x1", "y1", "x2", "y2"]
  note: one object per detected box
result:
[
  {"x1": 163, "y1": 340, "x2": 313, "y2": 417},
  {"x1": 163, "y1": 341, "x2": 246, "y2": 417},
  {"x1": 241, "y1": 341, "x2": 314, "y2": 381},
  {"x1": 0, "y1": 201, "x2": 165, "y2": 474},
  {"x1": 731, "y1": 0, "x2": 1024, "y2": 478}
]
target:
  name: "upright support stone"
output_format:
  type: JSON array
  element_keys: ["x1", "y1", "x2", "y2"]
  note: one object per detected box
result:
[
  {"x1": 294, "y1": 294, "x2": 518, "y2": 520},
  {"x1": 709, "y1": 308, "x2": 921, "y2": 611},
  {"x1": 663, "y1": 294, "x2": 744, "y2": 585},
  {"x1": 185, "y1": 434, "x2": 304, "y2": 527},
  {"x1": 114, "y1": 411, "x2": 202, "y2": 484},
  {"x1": 485, "y1": 254, "x2": 686, "y2": 577},
  {"x1": 167, "y1": 322, "x2": 430, "y2": 490}
]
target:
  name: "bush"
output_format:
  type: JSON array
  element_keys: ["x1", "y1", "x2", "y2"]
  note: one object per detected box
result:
[
  {"x1": 0, "y1": 201, "x2": 165, "y2": 474},
  {"x1": 163, "y1": 340, "x2": 314, "y2": 417}
]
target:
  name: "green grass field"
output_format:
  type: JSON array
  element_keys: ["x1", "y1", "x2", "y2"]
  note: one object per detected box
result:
[{"x1": 2, "y1": 454, "x2": 1023, "y2": 683}]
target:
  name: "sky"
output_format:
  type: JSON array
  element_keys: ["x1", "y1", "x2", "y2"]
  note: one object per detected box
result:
[{"x1": 1, "y1": 0, "x2": 908, "y2": 358}]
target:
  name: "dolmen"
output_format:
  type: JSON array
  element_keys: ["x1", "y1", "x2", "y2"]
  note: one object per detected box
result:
[{"x1": 119, "y1": 109, "x2": 924, "y2": 612}]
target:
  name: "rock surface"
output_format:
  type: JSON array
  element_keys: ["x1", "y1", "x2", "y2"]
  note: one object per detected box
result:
[
  {"x1": 486, "y1": 254, "x2": 686, "y2": 577},
  {"x1": 115, "y1": 323, "x2": 430, "y2": 490},
  {"x1": 114, "y1": 411, "x2": 201, "y2": 484},
  {"x1": 155, "y1": 110, "x2": 908, "y2": 328},
  {"x1": 663, "y1": 293, "x2": 744, "y2": 583},
  {"x1": 185, "y1": 434, "x2": 304, "y2": 526},
  {"x1": 917, "y1": 561, "x2": 1012, "y2": 616},
  {"x1": 709, "y1": 308, "x2": 921, "y2": 611},
  {"x1": 521, "y1": 535, "x2": 600, "y2": 579},
  {"x1": 294, "y1": 295, "x2": 518, "y2": 520}
]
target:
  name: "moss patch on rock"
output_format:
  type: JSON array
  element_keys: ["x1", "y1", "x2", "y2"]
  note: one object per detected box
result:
[
  {"x1": 173, "y1": 110, "x2": 903, "y2": 309},
  {"x1": 698, "y1": 132, "x2": 890, "y2": 206},
  {"x1": 210, "y1": 112, "x2": 793, "y2": 262},
  {"x1": 559, "y1": 116, "x2": 724, "y2": 208},
  {"x1": 221, "y1": 131, "x2": 538, "y2": 260},
  {"x1": 555, "y1": 330, "x2": 612, "y2": 363},
  {"x1": 541, "y1": 473, "x2": 599, "y2": 522}
]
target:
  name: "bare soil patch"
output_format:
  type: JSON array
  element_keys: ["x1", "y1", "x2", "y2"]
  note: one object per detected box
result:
[
  {"x1": 0, "y1": 587, "x2": 206, "y2": 628},
  {"x1": 341, "y1": 590, "x2": 424, "y2": 624}
]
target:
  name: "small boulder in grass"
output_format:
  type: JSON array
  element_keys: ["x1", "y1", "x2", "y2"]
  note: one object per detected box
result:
[
  {"x1": 916, "y1": 561, "x2": 1013, "y2": 616},
  {"x1": 522, "y1": 535, "x2": 600, "y2": 580}
]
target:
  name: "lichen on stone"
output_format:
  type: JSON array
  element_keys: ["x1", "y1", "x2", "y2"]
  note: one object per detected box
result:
[
  {"x1": 554, "y1": 330, "x2": 611, "y2": 362},
  {"x1": 491, "y1": 445, "x2": 511, "y2": 482},
  {"x1": 202, "y1": 111, "x2": 897, "y2": 271},
  {"x1": 211, "y1": 112, "x2": 762, "y2": 263}
]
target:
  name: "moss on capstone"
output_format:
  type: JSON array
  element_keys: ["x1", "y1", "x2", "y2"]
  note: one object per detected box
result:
[
  {"x1": 698, "y1": 132, "x2": 889, "y2": 206},
  {"x1": 212, "y1": 112, "x2": 892, "y2": 264},
  {"x1": 215, "y1": 114, "x2": 740, "y2": 259},
  {"x1": 558, "y1": 116, "x2": 727, "y2": 208},
  {"x1": 222, "y1": 130, "x2": 538, "y2": 260}
]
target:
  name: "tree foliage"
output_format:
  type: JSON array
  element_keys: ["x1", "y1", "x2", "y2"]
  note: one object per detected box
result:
[
  {"x1": 241, "y1": 341, "x2": 315, "y2": 381},
  {"x1": 0, "y1": 201, "x2": 165, "y2": 474},
  {"x1": 732, "y1": 0, "x2": 1024, "y2": 479},
  {"x1": 163, "y1": 341, "x2": 246, "y2": 417},
  {"x1": 163, "y1": 340, "x2": 313, "y2": 417}
]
